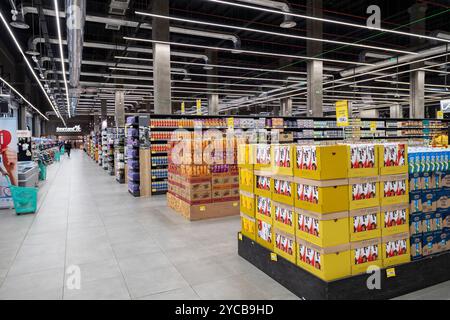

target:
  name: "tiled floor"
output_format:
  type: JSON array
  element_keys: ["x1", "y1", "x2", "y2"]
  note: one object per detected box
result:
[{"x1": 0, "y1": 150, "x2": 448, "y2": 300}]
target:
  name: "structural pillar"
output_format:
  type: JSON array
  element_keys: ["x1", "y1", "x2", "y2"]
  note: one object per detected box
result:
[
  {"x1": 207, "y1": 50, "x2": 219, "y2": 115},
  {"x1": 41, "y1": 119, "x2": 46, "y2": 136},
  {"x1": 390, "y1": 103, "x2": 402, "y2": 118},
  {"x1": 101, "y1": 99, "x2": 107, "y2": 123},
  {"x1": 115, "y1": 91, "x2": 125, "y2": 127},
  {"x1": 360, "y1": 109, "x2": 379, "y2": 118},
  {"x1": 33, "y1": 115, "x2": 41, "y2": 137},
  {"x1": 152, "y1": 0, "x2": 171, "y2": 114},
  {"x1": 281, "y1": 97, "x2": 293, "y2": 116},
  {"x1": 208, "y1": 95, "x2": 219, "y2": 115},
  {"x1": 18, "y1": 106, "x2": 27, "y2": 130},
  {"x1": 410, "y1": 70, "x2": 425, "y2": 119},
  {"x1": 306, "y1": 0, "x2": 323, "y2": 117}
]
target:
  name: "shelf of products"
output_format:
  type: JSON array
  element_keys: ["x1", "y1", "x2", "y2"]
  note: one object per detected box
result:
[
  {"x1": 127, "y1": 116, "x2": 140, "y2": 197},
  {"x1": 114, "y1": 128, "x2": 126, "y2": 184}
]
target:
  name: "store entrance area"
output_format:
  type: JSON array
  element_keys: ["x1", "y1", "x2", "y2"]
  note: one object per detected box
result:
[{"x1": 0, "y1": 150, "x2": 447, "y2": 300}]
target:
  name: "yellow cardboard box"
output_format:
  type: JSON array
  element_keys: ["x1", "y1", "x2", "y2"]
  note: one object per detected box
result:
[
  {"x1": 348, "y1": 177, "x2": 380, "y2": 210},
  {"x1": 294, "y1": 145, "x2": 348, "y2": 180},
  {"x1": 241, "y1": 213, "x2": 256, "y2": 241},
  {"x1": 294, "y1": 177, "x2": 349, "y2": 214},
  {"x1": 252, "y1": 144, "x2": 271, "y2": 170},
  {"x1": 271, "y1": 175, "x2": 295, "y2": 206},
  {"x1": 381, "y1": 203, "x2": 409, "y2": 236},
  {"x1": 350, "y1": 238, "x2": 383, "y2": 275},
  {"x1": 239, "y1": 191, "x2": 255, "y2": 218},
  {"x1": 272, "y1": 201, "x2": 295, "y2": 235},
  {"x1": 379, "y1": 143, "x2": 408, "y2": 175},
  {"x1": 271, "y1": 144, "x2": 294, "y2": 176},
  {"x1": 296, "y1": 208, "x2": 349, "y2": 247},
  {"x1": 297, "y1": 238, "x2": 351, "y2": 281},
  {"x1": 254, "y1": 170, "x2": 273, "y2": 198},
  {"x1": 274, "y1": 229, "x2": 296, "y2": 264},
  {"x1": 238, "y1": 143, "x2": 253, "y2": 169},
  {"x1": 349, "y1": 207, "x2": 382, "y2": 242},
  {"x1": 381, "y1": 232, "x2": 411, "y2": 267},
  {"x1": 239, "y1": 168, "x2": 254, "y2": 193},
  {"x1": 348, "y1": 144, "x2": 379, "y2": 177},
  {"x1": 379, "y1": 174, "x2": 409, "y2": 206},
  {"x1": 256, "y1": 212, "x2": 274, "y2": 251}
]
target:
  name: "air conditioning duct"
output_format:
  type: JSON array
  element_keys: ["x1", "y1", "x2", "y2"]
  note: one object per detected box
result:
[{"x1": 236, "y1": 0, "x2": 296, "y2": 28}]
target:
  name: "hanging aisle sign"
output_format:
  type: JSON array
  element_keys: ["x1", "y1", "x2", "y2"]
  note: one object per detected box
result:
[
  {"x1": 56, "y1": 125, "x2": 82, "y2": 133},
  {"x1": 335, "y1": 100, "x2": 349, "y2": 127},
  {"x1": 196, "y1": 99, "x2": 202, "y2": 115}
]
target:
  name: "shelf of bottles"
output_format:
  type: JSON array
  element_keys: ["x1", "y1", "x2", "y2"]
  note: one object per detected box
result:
[{"x1": 126, "y1": 116, "x2": 140, "y2": 197}]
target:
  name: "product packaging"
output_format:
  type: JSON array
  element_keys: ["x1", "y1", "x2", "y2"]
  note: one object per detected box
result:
[
  {"x1": 379, "y1": 174, "x2": 409, "y2": 206},
  {"x1": 379, "y1": 143, "x2": 408, "y2": 175},
  {"x1": 381, "y1": 204, "x2": 409, "y2": 236},
  {"x1": 348, "y1": 177, "x2": 380, "y2": 210},
  {"x1": 271, "y1": 175, "x2": 295, "y2": 205},
  {"x1": 274, "y1": 229, "x2": 296, "y2": 264},
  {"x1": 349, "y1": 207, "x2": 381, "y2": 241},
  {"x1": 381, "y1": 232, "x2": 411, "y2": 267},
  {"x1": 239, "y1": 191, "x2": 255, "y2": 217},
  {"x1": 254, "y1": 171, "x2": 272, "y2": 198},
  {"x1": 241, "y1": 213, "x2": 256, "y2": 241},
  {"x1": 272, "y1": 201, "x2": 295, "y2": 235},
  {"x1": 348, "y1": 144, "x2": 379, "y2": 177},
  {"x1": 350, "y1": 238, "x2": 382, "y2": 275}
]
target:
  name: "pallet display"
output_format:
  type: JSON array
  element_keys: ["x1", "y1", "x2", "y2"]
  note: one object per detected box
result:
[
  {"x1": 126, "y1": 116, "x2": 140, "y2": 197},
  {"x1": 238, "y1": 136, "x2": 450, "y2": 299}
]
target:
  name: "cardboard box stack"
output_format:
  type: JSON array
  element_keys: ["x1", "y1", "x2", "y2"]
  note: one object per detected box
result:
[
  {"x1": 239, "y1": 142, "x2": 412, "y2": 282},
  {"x1": 408, "y1": 147, "x2": 450, "y2": 260},
  {"x1": 167, "y1": 136, "x2": 240, "y2": 220}
]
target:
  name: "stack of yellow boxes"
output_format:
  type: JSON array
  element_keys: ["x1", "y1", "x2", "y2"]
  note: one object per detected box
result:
[{"x1": 239, "y1": 142, "x2": 411, "y2": 282}]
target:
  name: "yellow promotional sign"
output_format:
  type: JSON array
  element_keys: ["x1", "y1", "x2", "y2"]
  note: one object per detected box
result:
[
  {"x1": 335, "y1": 100, "x2": 349, "y2": 127},
  {"x1": 227, "y1": 117, "x2": 234, "y2": 129},
  {"x1": 386, "y1": 268, "x2": 396, "y2": 278},
  {"x1": 270, "y1": 253, "x2": 278, "y2": 262},
  {"x1": 437, "y1": 111, "x2": 444, "y2": 119},
  {"x1": 181, "y1": 101, "x2": 185, "y2": 114},
  {"x1": 370, "y1": 121, "x2": 377, "y2": 132},
  {"x1": 196, "y1": 99, "x2": 202, "y2": 115}
]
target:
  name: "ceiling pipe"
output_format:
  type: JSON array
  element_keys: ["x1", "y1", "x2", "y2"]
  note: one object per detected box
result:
[
  {"x1": 236, "y1": 0, "x2": 296, "y2": 28},
  {"x1": 66, "y1": 0, "x2": 85, "y2": 116},
  {"x1": 340, "y1": 44, "x2": 450, "y2": 78},
  {"x1": 9, "y1": 0, "x2": 29, "y2": 29},
  {"x1": 22, "y1": 6, "x2": 241, "y2": 49},
  {"x1": 28, "y1": 37, "x2": 210, "y2": 63}
]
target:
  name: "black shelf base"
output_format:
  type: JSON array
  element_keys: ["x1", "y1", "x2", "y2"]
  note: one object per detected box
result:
[{"x1": 238, "y1": 234, "x2": 450, "y2": 300}]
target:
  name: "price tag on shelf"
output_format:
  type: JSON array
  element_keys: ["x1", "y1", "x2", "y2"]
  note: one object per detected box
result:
[
  {"x1": 386, "y1": 268, "x2": 396, "y2": 278},
  {"x1": 196, "y1": 99, "x2": 202, "y2": 115},
  {"x1": 238, "y1": 233, "x2": 243, "y2": 241},
  {"x1": 335, "y1": 100, "x2": 349, "y2": 127},
  {"x1": 270, "y1": 253, "x2": 278, "y2": 262},
  {"x1": 370, "y1": 121, "x2": 377, "y2": 132},
  {"x1": 227, "y1": 117, "x2": 235, "y2": 129},
  {"x1": 437, "y1": 111, "x2": 444, "y2": 119}
]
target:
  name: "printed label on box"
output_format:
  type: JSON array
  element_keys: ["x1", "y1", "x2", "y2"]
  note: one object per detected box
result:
[
  {"x1": 298, "y1": 212, "x2": 320, "y2": 237},
  {"x1": 384, "y1": 209, "x2": 407, "y2": 228},
  {"x1": 354, "y1": 244, "x2": 379, "y2": 265},
  {"x1": 274, "y1": 206, "x2": 293, "y2": 227},
  {"x1": 274, "y1": 179, "x2": 292, "y2": 196},
  {"x1": 298, "y1": 244, "x2": 321, "y2": 270},
  {"x1": 384, "y1": 239, "x2": 408, "y2": 258},
  {"x1": 296, "y1": 184, "x2": 319, "y2": 204},
  {"x1": 257, "y1": 196, "x2": 271, "y2": 217},
  {"x1": 350, "y1": 144, "x2": 376, "y2": 169},
  {"x1": 353, "y1": 213, "x2": 378, "y2": 233},
  {"x1": 275, "y1": 233, "x2": 294, "y2": 256},
  {"x1": 296, "y1": 146, "x2": 317, "y2": 171},
  {"x1": 242, "y1": 218, "x2": 255, "y2": 234},
  {"x1": 383, "y1": 144, "x2": 406, "y2": 167},
  {"x1": 351, "y1": 182, "x2": 377, "y2": 201},
  {"x1": 256, "y1": 145, "x2": 271, "y2": 165},
  {"x1": 383, "y1": 180, "x2": 407, "y2": 198},
  {"x1": 274, "y1": 145, "x2": 291, "y2": 168},
  {"x1": 257, "y1": 220, "x2": 272, "y2": 244},
  {"x1": 256, "y1": 175, "x2": 271, "y2": 191}
]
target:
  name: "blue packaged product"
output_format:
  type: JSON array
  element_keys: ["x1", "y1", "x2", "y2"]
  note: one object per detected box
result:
[{"x1": 410, "y1": 234, "x2": 422, "y2": 260}]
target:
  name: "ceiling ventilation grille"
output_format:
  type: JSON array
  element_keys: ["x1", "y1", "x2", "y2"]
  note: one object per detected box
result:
[{"x1": 108, "y1": 0, "x2": 130, "y2": 16}]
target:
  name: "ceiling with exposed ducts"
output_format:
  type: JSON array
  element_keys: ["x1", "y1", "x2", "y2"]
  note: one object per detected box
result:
[{"x1": 0, "y1": 0, "x2": 449, "y2": 123}]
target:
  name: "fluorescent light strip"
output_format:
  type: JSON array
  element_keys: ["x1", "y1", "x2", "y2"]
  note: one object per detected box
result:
[
  {"x1": 53, "y1": 0, "x2": 71, "y2": 118},
  {"x1": 136, "y1": 11, "x2": 416, "y2": 56},
  {"x1": 123, "y1": 37, "x2": 373, "y2": 66},
  {"x1": 0, "y1": 76, "x2": 49, "y2": 120},
  {"x1": 115, "y1": 55, "x2": 323, "y2": 76},
  {"x1": 0, "y1": 11, "x2": 64, "y2": 123},
  {"x1": 375, "y1": 79, "x2": 450, "y2": 89},
  {"x1": 106, "y1": 69, "x2": 303, "y2": 83},
  {"x1": 208, "y1": 0, "x2": 450, "y2": 44}
]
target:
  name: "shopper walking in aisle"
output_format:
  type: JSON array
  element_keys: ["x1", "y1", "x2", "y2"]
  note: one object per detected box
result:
[{"x1": 65, "y1": 141, "x2": 72, "y2": 158}]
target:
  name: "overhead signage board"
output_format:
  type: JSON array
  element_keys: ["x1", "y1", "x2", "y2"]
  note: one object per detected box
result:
[
  {"x1": 440, "y1": 99, "x2": 450, "y2": 113},
  {"x1": 56, "y1": 125, "x2": 82, "y2": 133}
]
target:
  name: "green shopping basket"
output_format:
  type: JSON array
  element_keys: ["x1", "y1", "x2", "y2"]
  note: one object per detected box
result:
[
  {"x1": 55, "y1": 151, "x2": 61, "y2": 162},
  {"x1": 61, "y1": 146, "x2": 65, "y2": 154},
  {"x1": 7, "y1": 177, "x2": 38, "y2": 215},
  {"x1": 38, "y1": 162, "x2": 47, "y2": 181}
]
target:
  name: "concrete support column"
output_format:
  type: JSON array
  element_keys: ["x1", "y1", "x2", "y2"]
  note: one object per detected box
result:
[
  {"x1": 281, "y1": 97, "x2": 293, "y2": 116},
  {"x1": 41, "y1": 120, "x2": 46, "y2": 136},
  {"x1": 272, "y1": 105, "x2": 280, "y2": 116},
  {"x1": 115, "y1": 91, "x2": 125, "y2": 127},
  {"x1": 306, "y1": 0, "x2": 323, "y2": 117},
  {"x1": 101, "y1": 99, "x2": 107, "y2": 124},
  {"x1": 93, "y1": 112, "x2": 99, "y2": 133},
  {"x1": 208, "y1": 94, "x2": 219, "y2": 115},
  {"x1": 390, "y1": 104, "x2": 402, "y2": 118},
  {"x1": 410, "y1": 70, "x2": 425, "y2": 119},
  {"x1": 33, "y1": 115, "x2": 41, "y2": 137},
  {"x1": 360, "y1": 109, "x2": 379, "y2": 118},
  {"x1": 152, "y1": 0, "x2": 171, "y2": 114},
  {"x1": 18, "y1": 106, "x2": 27, "y2": 130}
]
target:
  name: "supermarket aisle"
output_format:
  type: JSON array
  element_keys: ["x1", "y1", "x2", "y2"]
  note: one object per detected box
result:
[
  {"x1": 0, "y1": 150, "x2": 298, "y2": 300},
  {"x1": 0, "y1": 150, "x2": 448, "y2": 300}
]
